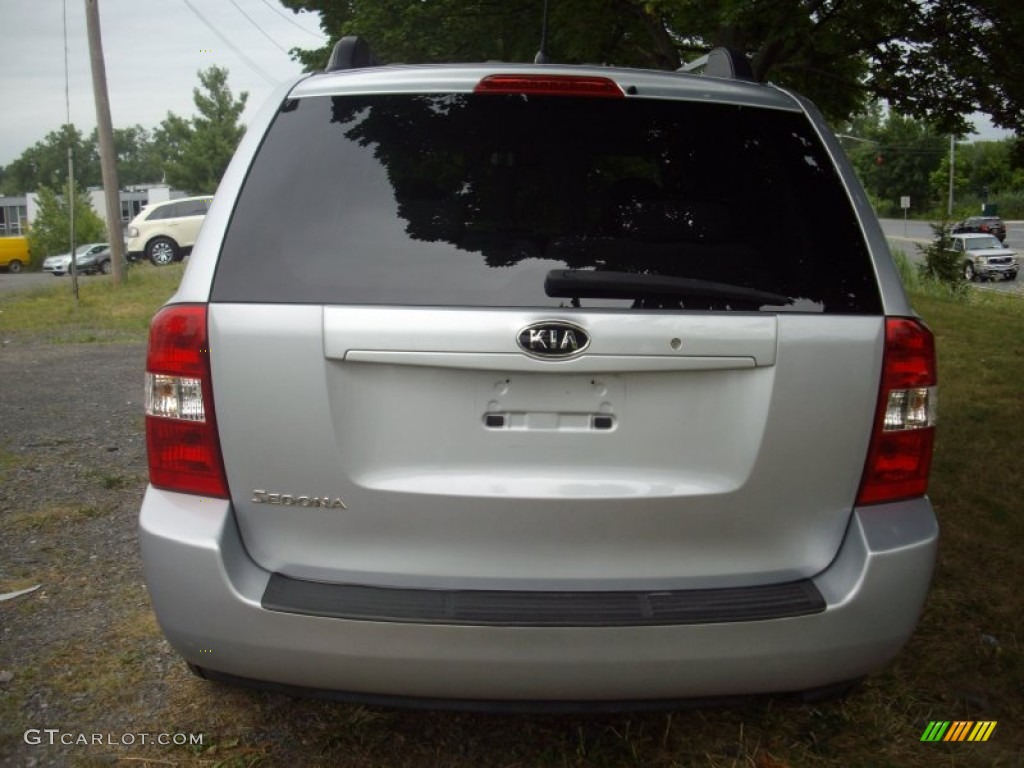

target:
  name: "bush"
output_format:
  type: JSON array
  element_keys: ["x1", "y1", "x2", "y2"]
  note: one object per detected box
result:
[
  {"x1": 25, "y1": 185, "x2": 107, "y2": 266},
  {"x1": 916, "y1": 221, "x2": 963, "y2": 285}
]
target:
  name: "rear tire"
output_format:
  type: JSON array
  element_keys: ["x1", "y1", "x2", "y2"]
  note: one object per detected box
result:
[
  {"x1": 147, "y1": 237, "x2": 178, "y2": 266},
  {"x1": 7, "y1": 260, "x2": 21, "y2": 273},
  {"x1": 100, "y1": 259, "x2": 112, "y2": 275}
]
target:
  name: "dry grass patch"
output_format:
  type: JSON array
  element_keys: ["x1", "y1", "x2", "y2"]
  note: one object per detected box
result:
[{"x1": 5, "y1": 503, "x2": 106, "y2": 534}]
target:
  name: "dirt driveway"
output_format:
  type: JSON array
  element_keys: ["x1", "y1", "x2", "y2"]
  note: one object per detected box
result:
[
  {"x1": 0, "y1": 338, "x2": 812, "y2": 768},
  {"x1": 0, "y1": 339, "x2": 156, "y2": 766},
  {"x1": 3, "y1": 336, "x2": 1017, "y2": 767}
]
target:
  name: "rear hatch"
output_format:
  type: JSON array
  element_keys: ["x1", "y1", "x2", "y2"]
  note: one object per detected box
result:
[{"x1": 207, "y1": 71, "x2": 885, "y2": 589}]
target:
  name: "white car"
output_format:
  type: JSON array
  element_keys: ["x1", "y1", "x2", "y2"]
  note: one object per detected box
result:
[
  {"x1": 41, "y1": 243, "x2": 108, "y2": 276},
  {"x1": 951, "y1": 232, "x2": 1018, "y2": 281},
  {"x1": 125, "y1": 195, "x2": 212, "y2": 265}
]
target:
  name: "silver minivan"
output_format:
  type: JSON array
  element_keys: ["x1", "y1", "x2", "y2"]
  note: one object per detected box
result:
[{"x1": 140, "y1": 41, "x2": 938, "y2": 708}]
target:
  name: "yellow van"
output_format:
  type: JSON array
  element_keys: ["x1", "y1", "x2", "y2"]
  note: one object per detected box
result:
[{"x1": 0, "y1": 236, "x2": 30, "y2": 273}]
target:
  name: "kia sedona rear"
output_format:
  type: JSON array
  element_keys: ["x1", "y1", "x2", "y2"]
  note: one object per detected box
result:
[{"x1": 139, "y1": 41, "x2": 937, "y2": 708}]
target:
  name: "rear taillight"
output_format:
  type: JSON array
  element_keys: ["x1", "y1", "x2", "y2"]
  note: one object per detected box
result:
[
  {"x1": 857, "y1": 318, "x2": 937, "y2": 505},
  {"x1": 145, "y1": 304, "x2": 228, "y2": 498},
  {"x1": 474, "y1": 74, "x2": 625, "y2": 98}
]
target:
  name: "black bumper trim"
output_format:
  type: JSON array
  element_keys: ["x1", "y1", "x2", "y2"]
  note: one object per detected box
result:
[{"x1": 261, "y1": 574, "x2": 826, "y2": 627}]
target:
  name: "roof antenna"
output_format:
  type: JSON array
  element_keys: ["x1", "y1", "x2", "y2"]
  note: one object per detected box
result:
[{"x1": 534, "y1": 0, "x2": 550, "y2": 64}]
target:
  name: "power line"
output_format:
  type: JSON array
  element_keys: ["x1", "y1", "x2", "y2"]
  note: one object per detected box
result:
[
  {"x1": 227, "y1": 0, "x2": 290, "y2": 55},
  {"x1": 257, "y1": 0, "x2": 324, "y2": 40},
  {"x1": 180, "y1": 0, "x2": 278, "y2": 84}
]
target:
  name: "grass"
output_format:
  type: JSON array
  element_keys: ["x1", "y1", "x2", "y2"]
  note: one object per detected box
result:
[
  {"x1": 0, "y1": 262, "x2": 184, "y2": 342},
  {"x1": 1, "y1": 265, "x2": 1022, "y2": 766}
]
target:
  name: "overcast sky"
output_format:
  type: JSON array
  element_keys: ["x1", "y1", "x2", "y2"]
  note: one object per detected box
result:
[
  {"x1": 0, "y1": 0, "x2": 328, "y2": 166},
  {"x1": 0, "y1": 2, "x2": 1013, "y2": 169}
]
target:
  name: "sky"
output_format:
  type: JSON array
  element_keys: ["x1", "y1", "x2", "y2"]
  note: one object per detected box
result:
[
  {"x1": 0, "y1": 0, "x2": 329, "y2": 166},
  {"x1": 0, "y1": 2, "x2": 1013, "y2": 169}
]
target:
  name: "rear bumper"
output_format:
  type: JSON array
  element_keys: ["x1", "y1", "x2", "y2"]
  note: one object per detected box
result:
[{"x1": 139, "y1": 488, "x2": 937, "y2": 703}]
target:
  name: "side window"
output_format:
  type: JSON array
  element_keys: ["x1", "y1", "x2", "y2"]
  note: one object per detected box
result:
[
  {"x1": 175, "y1": 200, "x2": 208, "y2": 217},
  {"x1": 148, "y1": 204, "x2": 172, "y2": 221},
  {"x1": 953, "y1": 239, "x2": 963, "y2": 253}
]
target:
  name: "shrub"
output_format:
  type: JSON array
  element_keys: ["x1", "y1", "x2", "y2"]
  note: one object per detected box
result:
[
  {"x1": 916, "y1": 221, "x2": 963, "y2": 285},
  {"x1": 25, "y1": 185, "x2": 107, "y2": 266}
]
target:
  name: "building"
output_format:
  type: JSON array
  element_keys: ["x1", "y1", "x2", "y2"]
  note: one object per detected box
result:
[
  {"x1": 0, "y1": 196, "x2": 29, "y2": 236},
  {"x1": 0, "y1": 185, "x2": 190, "y2": 237}
]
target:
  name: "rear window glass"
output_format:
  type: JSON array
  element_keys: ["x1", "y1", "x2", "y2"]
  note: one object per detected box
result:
[{"x1": 213, "y1": 93, "x2": 881, "y2": 313}]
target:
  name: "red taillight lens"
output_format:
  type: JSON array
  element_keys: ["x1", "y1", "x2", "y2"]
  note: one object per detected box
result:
[
  {"x1": 857, "y1": 318, "x2": 937, "y2": 506},
  {"x1": 145, "y1": 304, "x2": 228, "y2": 498},
  {"x1": 474, "y1": 74, "x2": 625, "y2": 98}
]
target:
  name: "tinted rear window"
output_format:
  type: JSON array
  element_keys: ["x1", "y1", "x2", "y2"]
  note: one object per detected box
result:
[{"x1": 213, "y1": 93, "x2": 880, "y2": 313}]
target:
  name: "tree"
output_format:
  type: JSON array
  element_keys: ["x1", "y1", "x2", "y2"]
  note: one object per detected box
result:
[
  {"x1": 282, "y1": 0, "x2": 1024, "y2": 133},
  {"x1": 26, "y1": 186, "x2": 107, "y2": 262},
  {"x1": 150, "y1": 113, "x2": 193, "y2": 182},
  {"x1": 163, "y1": 67, "x2": 248, "y2": 194},
  {"x1": 841, "y1": 110, "x2": 948, "y2": 215},
  {"x1": 0, "y1": 125, "x2": 96, "y2": 195},
  {"x1": 929, "y1": 138, "x2": 1024, "y2": 217},
  {"x1": 2, "y1": 124, "x2": 164, "y2": 195},
  {"x1": 86, "y1": 125, "x2": 165, "y2": 187},
  {"x1": 916, "y1": 222, "x2": 962, "y2": 287}
]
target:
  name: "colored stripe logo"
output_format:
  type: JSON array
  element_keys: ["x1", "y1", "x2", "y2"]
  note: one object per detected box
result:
[{"x1": 921, "y1": 721, "x2": 997, "y2": 742}]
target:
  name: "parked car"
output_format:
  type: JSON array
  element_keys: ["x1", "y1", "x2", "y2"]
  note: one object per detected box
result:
[
  {"x1": 0, "y1": 236, "x2": 30, "y2": 273},
  {"x1": 140, "y1": 39, "x2": 938, "y2": 708},
  {"x1": 77, "y1": 246, "x2": 126, "y2": 275},
  {"x1": 950, "y1": 232, "x2": 1019, "y2": 281},
  {"x1": 125, "y1": 195, "x2": 212, "y2": 265},
  {"x1": 952, "y1": 215, "x2": 1007, "y2": 242},
  {"x1": 42, "y1": 243, "x2": 108, "y2": 276}
]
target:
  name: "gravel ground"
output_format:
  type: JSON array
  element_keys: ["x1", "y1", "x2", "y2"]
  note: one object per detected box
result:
[{"x1": 0, "y1": 337, "x2": 162, "y2": 766}]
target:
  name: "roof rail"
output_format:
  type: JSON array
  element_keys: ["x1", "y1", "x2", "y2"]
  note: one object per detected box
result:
[
  {"x1": 325, "y1": 36, "x2": 380, "y2": 72},
  {"x1": 678, "y1": 47, "x2": 754, "y2": 81}
]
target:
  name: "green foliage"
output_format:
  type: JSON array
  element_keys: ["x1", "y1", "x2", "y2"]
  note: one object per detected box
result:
[
  {"x1": 103, "y1": 125, "x2": 166, "y2": 187},
  {"x1": 162, "y1": 67, "x2": 248, "y2": 195},
  {"x1": 26, "y1": 186, "x2": 107, "y2": 263},
  {"x1": 839, "y1": 109, "x2": 948, "y2": 215},
  {"x1": 150, "y1": 113, "x2": 192, "y2": 181},
  {"x1": 915, "y1": 221, "x2": 965, "y2": 290},
  {"x1": 283, "y1": 0, "x2": 1024, "y2": 134},
  {"x1": 1, "y1": 125, "x2": 91, "y2": 196},
  {"x1": 928, "y1": 139, "x2": 1024, "y2": 216}
]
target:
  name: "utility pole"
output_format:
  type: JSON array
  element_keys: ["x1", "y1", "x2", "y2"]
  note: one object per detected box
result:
[
  {"x1": 68, "y1": 144, "x2": 79, "y2": 302},
  {"x1": 947, "y1": 135, "x2": 955, "y2": 219},
  {"x1": 84, "y1": 0, "x2": 125, "y2": 283}
]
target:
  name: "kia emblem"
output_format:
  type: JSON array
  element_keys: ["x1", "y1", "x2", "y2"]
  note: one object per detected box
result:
[{"x1": 516, "y1": 321, "x2": 590, "y2": 359}]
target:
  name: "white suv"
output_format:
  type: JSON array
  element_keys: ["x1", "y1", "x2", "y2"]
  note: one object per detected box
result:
[
  {"x1": 125, "y1": 195, "x2": 212, "y2": 265},
  {"x1": 139, "y1": 39, "x2": 938, "y2": 708}
]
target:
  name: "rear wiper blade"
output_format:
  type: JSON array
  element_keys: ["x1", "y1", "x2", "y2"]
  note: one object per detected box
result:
[{"x1": 545, "y1": 270, "x2": 793, "y2": 307}]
